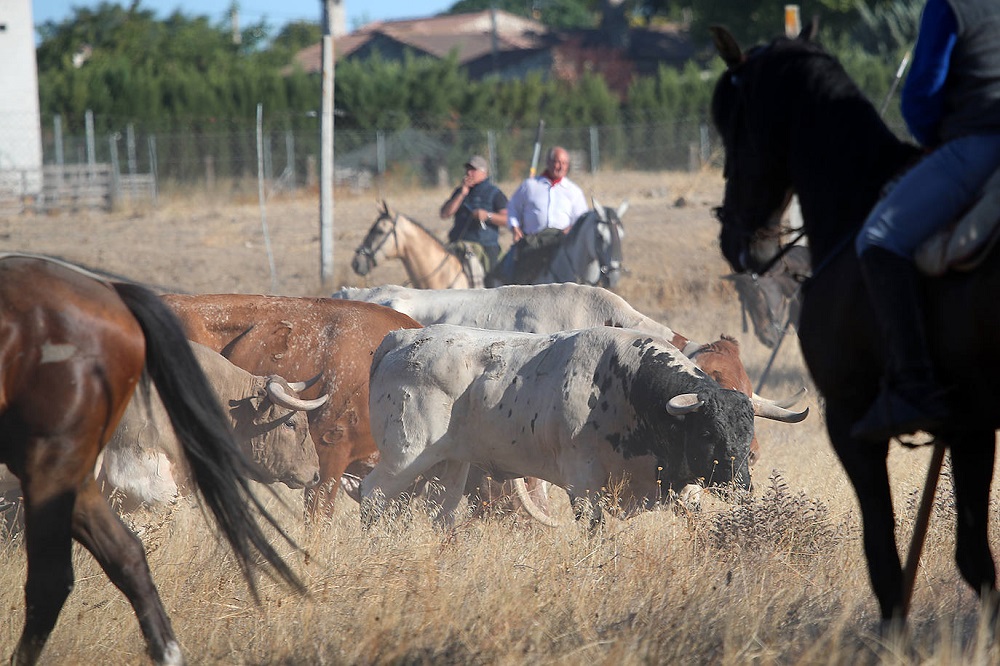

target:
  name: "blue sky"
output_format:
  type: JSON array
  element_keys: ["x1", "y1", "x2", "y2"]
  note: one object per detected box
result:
[{"x1": 32, "y1": 1, "x2": 457, "y2": 35}]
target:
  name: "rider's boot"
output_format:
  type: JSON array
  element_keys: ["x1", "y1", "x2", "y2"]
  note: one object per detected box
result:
[{"x1": 851, "y1": 247, "x2": 954, "y2": 441}]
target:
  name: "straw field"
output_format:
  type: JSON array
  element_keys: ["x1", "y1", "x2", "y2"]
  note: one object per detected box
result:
[{"x1": 0, "y1": 169, "x2": 996, "y2": 664}]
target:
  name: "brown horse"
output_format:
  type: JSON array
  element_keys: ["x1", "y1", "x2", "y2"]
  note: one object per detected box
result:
[{"x1": 0, "y1": 255, "x2": 303, "y2": 665}]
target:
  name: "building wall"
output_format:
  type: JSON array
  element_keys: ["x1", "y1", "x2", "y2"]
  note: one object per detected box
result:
[{"x1": 0, "y1": 0, "x2": 43, "y2": 193}]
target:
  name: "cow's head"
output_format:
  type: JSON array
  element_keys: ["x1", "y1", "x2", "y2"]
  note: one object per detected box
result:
[
  {"x1": 660, "y1": 389, "x2": 755, "y2": 493},
  {"x1": 229, "y1": 376, "x2": 327, "y2": 489}
]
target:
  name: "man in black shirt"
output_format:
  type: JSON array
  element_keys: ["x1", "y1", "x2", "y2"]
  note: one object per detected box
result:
[{"x1": 440, "y1": 155, "x2": 509, "y2": 272}]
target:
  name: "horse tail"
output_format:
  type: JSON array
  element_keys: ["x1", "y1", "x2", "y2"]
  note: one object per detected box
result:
[{"x1": 111, "y1": 282, "x2": 306, "y2": 599}]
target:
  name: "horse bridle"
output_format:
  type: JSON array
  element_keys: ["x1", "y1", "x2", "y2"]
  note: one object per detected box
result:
[
  {"x1": 354, "y1": 211, "x2": 400, "y2": 268},
  {"x1": 356, "y1": 210, "x2": 465, "y2": 288},
  {"x1": 558, "y1": 211, "x2": 623, "y2": 287}
]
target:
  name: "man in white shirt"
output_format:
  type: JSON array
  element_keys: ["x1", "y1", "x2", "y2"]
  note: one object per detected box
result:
[
  {"x1": 489, "y1": 146, "x2": 589, "y2": 285},
  {"x1": 507, "y1": 146, "x2": 589, "y2": 242}
]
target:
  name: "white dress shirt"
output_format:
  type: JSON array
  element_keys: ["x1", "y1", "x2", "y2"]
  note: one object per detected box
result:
[{"x1": 507, "y1": 174, "x2": 589, "y2": 234}]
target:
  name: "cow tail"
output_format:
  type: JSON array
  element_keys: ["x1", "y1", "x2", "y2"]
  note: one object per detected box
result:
[{"x1": 112, "y1": 282, "x2": 306, "y2": 599}]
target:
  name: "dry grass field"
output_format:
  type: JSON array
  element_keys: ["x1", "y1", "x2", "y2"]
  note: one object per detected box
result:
[{"x1": 0, "y1": 169, "x2": 997, "y2": 664}]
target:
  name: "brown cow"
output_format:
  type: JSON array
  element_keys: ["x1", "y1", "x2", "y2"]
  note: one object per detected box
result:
[
  {"x1": 161, "y1": 294, "x2": 421, "y2": 518},
  {"x1": 685, "y1": 335, "x2": 761, "y2": 465}
]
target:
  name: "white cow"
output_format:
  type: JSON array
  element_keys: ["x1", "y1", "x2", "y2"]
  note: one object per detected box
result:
[
  {"x1": 361, "y1": 325, "x2": 806, "y2": 529},
  {"x1": 98, "y1": 342, "x2": 327, "y2": 511},
  {"x1": 332, "y1": 283, "x2": 701, "y2": 354}
]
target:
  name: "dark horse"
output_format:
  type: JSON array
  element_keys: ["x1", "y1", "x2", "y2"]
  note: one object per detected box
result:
[
  {"x1": 710, "y1": 26, "x2": 1000, "y2": 625},
  {"x1": 0, "y1": 255, "x2": 303, "y2": 665}
]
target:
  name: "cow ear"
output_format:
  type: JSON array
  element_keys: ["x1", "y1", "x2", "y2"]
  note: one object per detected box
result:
[{"x1": 250, "y1": 387, "x2": 267, "y2": 410}]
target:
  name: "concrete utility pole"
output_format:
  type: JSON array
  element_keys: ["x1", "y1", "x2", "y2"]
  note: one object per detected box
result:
[{"x1": 319, "y1": 0, "x2": 337, "y2": 286}]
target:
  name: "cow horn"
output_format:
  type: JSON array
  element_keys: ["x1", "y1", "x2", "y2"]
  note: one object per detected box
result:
[
  {"x1": 752, "y1": 398, "x2": 809, "y2": 423},
  {"x1": 752, "y1": 387, "x2": 807, "y2": 409},
  {"x1": 666, "y1": 393, "x2": 704, "y2": 416},
  {"x1": 513, "y1": 478, "x2": 565, "y2": 528},
  {"x1": 266, "y1": 379, "x2": 330, "y2": 412},
  {"x1": 287, "y1": 372, "x2": 325, "y2": 393}
]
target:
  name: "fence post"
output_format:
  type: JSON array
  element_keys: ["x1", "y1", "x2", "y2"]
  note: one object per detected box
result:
[
  {"x1": 85, "y1": 110, "x2": 96, "y2": 174},
  {"x1": 205, "y1": 155, "x2": 215, "y2": 191},
  {"x1": 54, "y1": 115, "x2": 64, "y2": 166},
  {"x1": 127, "y1": 123, "x2": 137, "y2": 202},
  {"x1": 108, "y1": 133, "x2": 121, "y2": 206},
  {"x1": 285, "y1": 130, "x2": 296, "y2": 188},
  {"x1": 306, "y1": 154, "x2": 317, "y2": 187},
  {"x1": 487, "y1": 129, "x2": 497, "y2": 177},
  {"x1": 148, "y1": 135, "x2": 158, "y2": 206},
  {"x1": 700, "y1": 123, "x2": 710, "y2": 166},
  {"x1": 589, "y1": 126, "x2": 599, "y2": 173},
  {"x1": 376, "y1": 130, "x2": 386, "y2": 174}
]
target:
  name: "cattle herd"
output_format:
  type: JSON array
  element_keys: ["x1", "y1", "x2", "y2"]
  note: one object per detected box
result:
[{"x1": 0, "y1": 253, "x2": 815, "y2": 664}]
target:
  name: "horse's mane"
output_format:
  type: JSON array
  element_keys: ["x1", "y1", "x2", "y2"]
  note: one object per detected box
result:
[{"x1": 395, "y1": 210, "x2": 449, "y2": 250}]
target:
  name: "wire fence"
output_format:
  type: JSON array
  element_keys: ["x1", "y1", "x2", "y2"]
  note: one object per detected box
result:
[
  {"x1": 0, "y1": 113, "x2": 720, "y2": 212},
  {"x1": 2, "y1": 111, "x2": 910, "y2": 212}
]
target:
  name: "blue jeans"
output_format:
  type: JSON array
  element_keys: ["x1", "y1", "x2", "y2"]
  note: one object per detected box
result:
[{"x1": 856, "y1": 133, "x2": 1000, "y2": 258}]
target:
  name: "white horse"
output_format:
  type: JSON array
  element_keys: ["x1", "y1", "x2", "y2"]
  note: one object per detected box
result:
[{"x1": 491, "y1": 198, "x2": 627, "y2": 289}]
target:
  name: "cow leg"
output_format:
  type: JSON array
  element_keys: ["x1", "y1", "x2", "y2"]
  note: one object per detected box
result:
[
  {"x1": 427, "y1": 460, "x2": 470, "y2": 530},
  {"x1": 827, "y1": 407, "x2": 904, "y2": 624},
  {"x1": 13, "y1": 484, "x2": 76, "y2": 666},
  {"x1": 70, "y1": 479, "x2": 182, "y2": 665},
  {"x1": 360, "y1": 463, "x2": 433, "y2": 529},
  {"x1": 949, "y1": 430, "x2": 999, "y2": 620}
]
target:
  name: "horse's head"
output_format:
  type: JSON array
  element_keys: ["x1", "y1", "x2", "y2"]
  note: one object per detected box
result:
[
  {"x1": 588, "y1": 198, "x2": 627, "y2": 288},
  {"x1": 710, "y1": 25, "x2": 817, "y2": 274},
  {"x1": 352, "y1": 201, "x2": 398, "y2": 276}
]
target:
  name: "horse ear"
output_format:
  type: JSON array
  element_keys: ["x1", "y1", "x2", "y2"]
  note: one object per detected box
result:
[
  {"x1": 591, "y1": 197, "x2": 608, "y2": 222},
  {"x1": 616, "y1": 200, "x2": 629, "y2": 220},
  {"x1": 379, "y1": 200, "x2": 388, "y2": 214},
  {"x1": 799, "y1": 15, "x2": 819, "y2": 42},
  {"x1": 710, "y1": 26, "x2": 743, "y2": 67}
]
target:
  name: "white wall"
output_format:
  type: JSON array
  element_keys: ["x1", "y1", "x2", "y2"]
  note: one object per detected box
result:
[{"x1": 0, "y1": 0, "x2": 43, "y2": 194}]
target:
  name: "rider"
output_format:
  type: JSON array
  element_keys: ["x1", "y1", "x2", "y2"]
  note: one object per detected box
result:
[
  {"x1": 439, "y1": 154, "x2": 509, "y2": 272},
  {"x1": 491, "y1": 146, "x2": 589, "y2": 285},
  {"x1": 852, "y1": 0, "x2": 1000, "y2": 441}
]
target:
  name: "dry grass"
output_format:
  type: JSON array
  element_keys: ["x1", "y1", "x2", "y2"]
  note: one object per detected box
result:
[{"x1": 1, "y1": 170, "x2": 999, "y2": 663}]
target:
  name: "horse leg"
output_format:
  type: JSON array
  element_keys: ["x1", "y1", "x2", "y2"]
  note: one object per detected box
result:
[
  {"x1": 71, "y1": 480, "x2": 182, "y2": 665},
  {"x1": 13, "y1": 485, "x2": 76, "y2": 666},
  {"x1": 949, "y1": 429, "x2": 999, "y2": 619},
  {"x1": 827, "y1": 407, "x2": 905, "y2": 622}
]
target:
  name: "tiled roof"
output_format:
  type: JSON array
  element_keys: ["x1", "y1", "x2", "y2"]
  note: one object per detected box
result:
[{"x1": 291, "y1": 10, "x2": 549, "y2": 74}]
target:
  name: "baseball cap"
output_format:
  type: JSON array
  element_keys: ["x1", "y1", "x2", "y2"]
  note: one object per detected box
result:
[{"x1": 464, "y1": 155, "x2": 489, "y2": 173}]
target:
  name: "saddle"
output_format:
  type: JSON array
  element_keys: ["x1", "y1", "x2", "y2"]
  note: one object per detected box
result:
[
  {"x1": 490, "y1": 228, "x2": 564, "y2": 286},
  {"x1": 915, "y1": 167, "x2": 1000, "y2": 276},
  {"x1": 447, "y1": 241, "x2": 488, "y2": 288}
]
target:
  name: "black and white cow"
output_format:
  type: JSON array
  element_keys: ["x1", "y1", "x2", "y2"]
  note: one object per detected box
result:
[{"x1": 361, "y1": 325, "x2": 806, "y2": 528}]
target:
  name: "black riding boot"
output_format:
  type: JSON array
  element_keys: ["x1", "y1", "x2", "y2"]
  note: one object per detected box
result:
[{"x1": 851, "y1": 247, "x2": 953, "y2": 441}]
